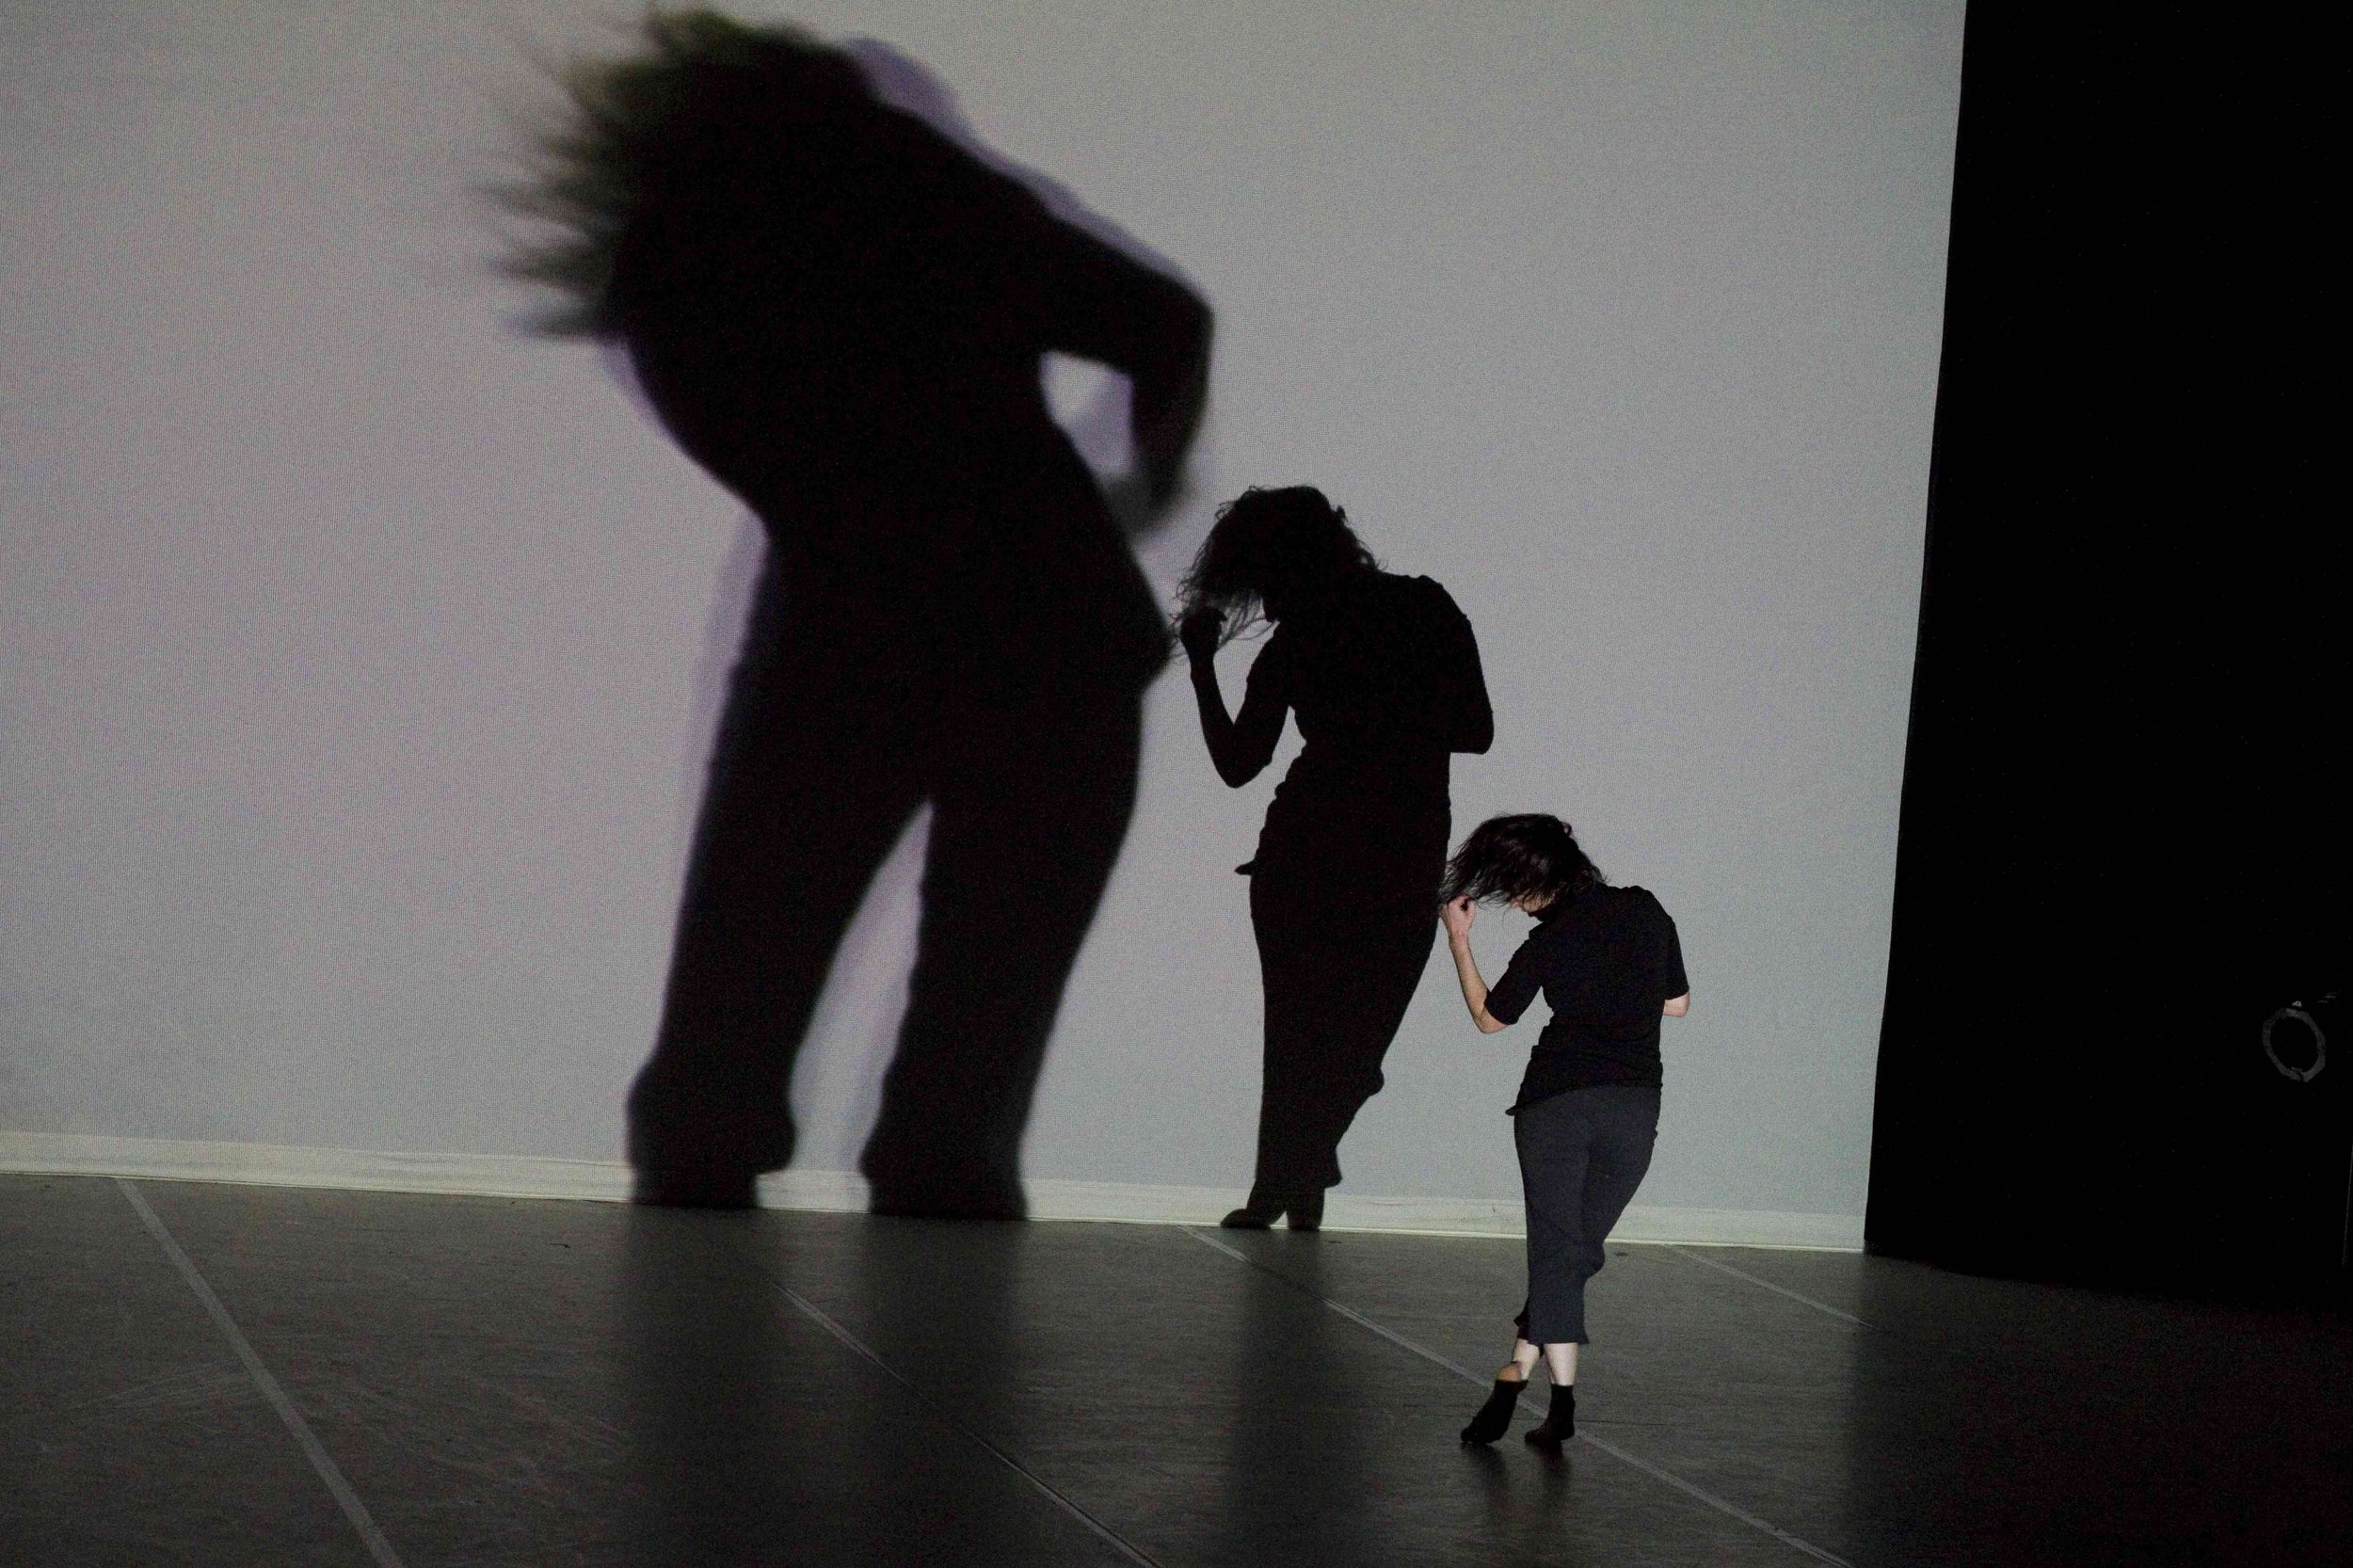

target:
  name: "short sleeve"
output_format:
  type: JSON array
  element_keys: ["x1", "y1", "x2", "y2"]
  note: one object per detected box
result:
[
  {"x1": 1657, "y1": 903, "x2": 1689, "y2": 999},
  {"x1": 1486, "y1": 936, "x2": 1545, "y2": 1025}
]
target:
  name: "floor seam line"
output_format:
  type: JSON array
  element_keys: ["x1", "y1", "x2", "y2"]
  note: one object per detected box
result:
[
  {"x1": 1668, "y1": 1245, "x2": 1870, "y2": 1328},
  {"x1": 114, "y1": 1177, "x2": 407, "y2": 1568},
  {"x1": 1182, "y1": 1227, "x2": 1853, "y2": 1568},
  {"x1": 743, "y1": 1254, "x2": 1160, "y2": 1568}
]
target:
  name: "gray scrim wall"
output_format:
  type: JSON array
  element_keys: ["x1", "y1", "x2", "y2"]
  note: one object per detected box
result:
[{"x1": 0, "y1": 2, "x2": 1963, "y2": 1225}]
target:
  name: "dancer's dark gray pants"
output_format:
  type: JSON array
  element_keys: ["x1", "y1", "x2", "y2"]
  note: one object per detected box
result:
[{"x1": 1513, "y1": 1083, "x2": 1661, "y2": 1345}]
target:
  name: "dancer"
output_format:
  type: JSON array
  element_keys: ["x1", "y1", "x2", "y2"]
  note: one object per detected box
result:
[
  {"x1": 506, "y1": 14, "x2": 1211, "y2": 1215},
  {"x1": 1441, "y1": 814, "x2": 1689, "y2": 1447},
  {"x1": 1176, "y1": 487, "x2": 1491, "y2": 1230}
]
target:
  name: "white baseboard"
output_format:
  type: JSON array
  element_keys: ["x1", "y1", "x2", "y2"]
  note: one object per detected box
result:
[
  {"x1": 0, "y1": 1131, "x2": 1862, "y2": 1250},
  {"x1": 0, "y1": 1131, "x2": 639, "y2": 1203}
]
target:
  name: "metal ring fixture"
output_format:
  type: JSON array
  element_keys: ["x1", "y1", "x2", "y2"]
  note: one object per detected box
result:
[{"x1": 2262, "y1": 1005, "x2": 2327, "y2": 1083}]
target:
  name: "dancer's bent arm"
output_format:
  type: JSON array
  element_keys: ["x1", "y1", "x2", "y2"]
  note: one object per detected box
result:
[
  {"x1": 1440, "y1": 897, "x2": 1510, "y2": 1032},
  {"x1": 1179, "y1": 617, "x2": 1287, "y2": 786}
]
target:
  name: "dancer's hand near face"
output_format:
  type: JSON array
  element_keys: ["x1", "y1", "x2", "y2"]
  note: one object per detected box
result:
[
  {"x1": 1177, "y1": 607, "x2": 1224, "y2": 664},
  {"x1": 1441, "y1": 895, "x2": 1478, "y2": 944}
]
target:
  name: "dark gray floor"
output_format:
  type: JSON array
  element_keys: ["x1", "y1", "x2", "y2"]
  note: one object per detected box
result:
[{"x1": 4, "y1": 1176, "x2": 2348, "y2": 1567}]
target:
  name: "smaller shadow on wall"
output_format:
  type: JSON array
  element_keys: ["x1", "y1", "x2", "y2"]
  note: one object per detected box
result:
[{"x1": 503, "y1": 14, "x2": 1212, "y2": 1215}]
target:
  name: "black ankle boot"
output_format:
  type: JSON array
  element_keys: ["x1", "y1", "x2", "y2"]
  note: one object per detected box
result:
[
  {"x1": 1523, "y1": 1383, "x2": 1576, "y2": 1447},
  {"x1": 1220, "y1": 1186, "x2": 1321, "y2": 1230},
  {"x1": 1459, "y1": 1375, "x2": 1525, "y2": 1444}
]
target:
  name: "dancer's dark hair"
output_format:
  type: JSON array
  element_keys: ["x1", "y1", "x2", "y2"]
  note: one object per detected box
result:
[
  {"x1": 1176, "y1": 486, "x2": 1378, "y2": 645},
  {"x1": 1440, "y1": 814, "x2": 1605, "y2": 911},
  {"x1": 495, "y1": 10, "x2": 873, "y2": 336}
]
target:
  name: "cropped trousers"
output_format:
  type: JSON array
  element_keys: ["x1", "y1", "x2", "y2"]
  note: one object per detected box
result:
[{"x1": 1513, "y1": 1083, "x2": 1661, "y2": 1345}]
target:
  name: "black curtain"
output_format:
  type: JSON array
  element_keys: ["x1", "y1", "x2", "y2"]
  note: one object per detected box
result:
[{"x1": 1866, "y1": 6, "x2": 2346, "y2": 1295}]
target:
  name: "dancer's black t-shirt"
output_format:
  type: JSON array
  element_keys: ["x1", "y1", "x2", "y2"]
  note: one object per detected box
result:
[{"x1": 1486, "y1": 885, "x2": 1688, "y2": 1112}]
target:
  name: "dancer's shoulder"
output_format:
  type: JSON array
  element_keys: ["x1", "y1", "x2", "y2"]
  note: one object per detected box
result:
[{"x1": 1610, "y1": 885, "x2": 1676, "y2": 924}]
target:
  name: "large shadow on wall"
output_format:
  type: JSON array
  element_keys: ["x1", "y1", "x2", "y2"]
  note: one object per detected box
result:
[{"x1": 507, "y1": 14, "x2": 1210, "y2": 1217}]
